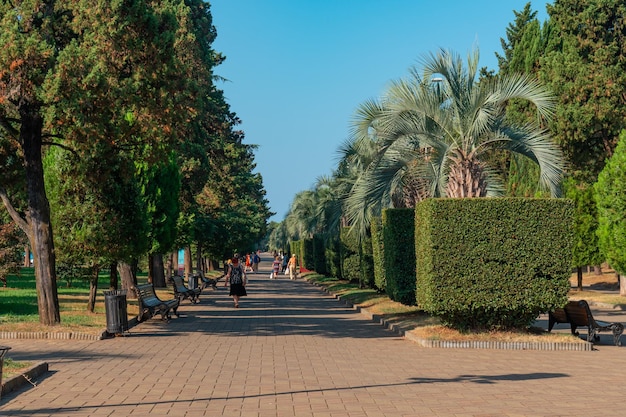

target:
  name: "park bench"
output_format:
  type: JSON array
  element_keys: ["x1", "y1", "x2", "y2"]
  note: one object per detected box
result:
[
  {"x1": 197, "y1": 270, "x2": 222, "y2": 290},
  {"x1": 172, "y1": 275, "x2": 201, "y2": 304},
  {"x1": 548, "y1": 299, "x2": 624, "y2": 346},
  {"x1": 135, "y1": 283, "x2": 180, "y2": 322}
]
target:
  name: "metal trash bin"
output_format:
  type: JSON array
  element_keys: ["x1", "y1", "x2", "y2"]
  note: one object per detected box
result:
[
  {"x1": 103, "y1": 290, "x2": 129, "y2": 335},
  {"x1": 188, "y1": 275, "x2": 198, "y2": 290},
  {"x1": 0, "y1": 345, "x2": 11, "y2": 399}
]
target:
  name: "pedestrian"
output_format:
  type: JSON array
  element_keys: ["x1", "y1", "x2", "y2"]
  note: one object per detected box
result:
[
  {"x1": 245, "y1": 253, "x2": 253, "y2": 272},
  {"x1": 271, "y1": 255, "x2": 281, "y2": 279},
  {"x1": 288, "y1": 254, "x2": 297, "y2": 280},
  {"x1": 252, "y1": 252, "x2": 260, "y2": 272},
  {"x1": 224, "y1": 253, "x2": 247, "y2": 308},
  {"x1": 281, "y1": 254, "x2": 288, "y2": 273}
]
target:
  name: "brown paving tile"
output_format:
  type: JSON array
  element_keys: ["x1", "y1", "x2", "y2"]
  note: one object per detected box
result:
[{"x1": 3, "y1": 260, "x2": 626, "y2": 416}]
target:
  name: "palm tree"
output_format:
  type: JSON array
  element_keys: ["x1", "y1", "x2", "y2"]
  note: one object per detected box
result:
[{"x1": 345, "y1": 48, "x2": 565, "y2": 235}]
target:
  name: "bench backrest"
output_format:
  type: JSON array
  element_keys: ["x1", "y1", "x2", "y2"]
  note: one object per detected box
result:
[
  {"x1": 563, "y1": 300, "x2": 593, "y2": 327},
  {"x1": 550, "y1": 307, "x2": 568, "y2": 324},
  {"x1": 172, "y1": 276, "x2": 189, "y2": 292},
  {"x1": 136, "y1": 284, "x2": 162, "y2": 308}
]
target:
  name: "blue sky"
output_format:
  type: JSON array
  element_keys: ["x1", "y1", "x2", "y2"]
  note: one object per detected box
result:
[{"x1": 210, "y1": 1, "x2": 550, "y2": 222}]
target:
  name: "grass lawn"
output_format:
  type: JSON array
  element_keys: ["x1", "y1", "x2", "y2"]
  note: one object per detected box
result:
[
  {"x1": 0, "y1": 267, "x2": 223, "y2": 382},
  {"x1": 2, "y1": 358, "x2": 31, "y2": 380}
]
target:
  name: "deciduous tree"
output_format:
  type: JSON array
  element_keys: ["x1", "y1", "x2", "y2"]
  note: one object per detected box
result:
[{"x1": 595, "y1": 131, "x2": 626, "y2": 296}]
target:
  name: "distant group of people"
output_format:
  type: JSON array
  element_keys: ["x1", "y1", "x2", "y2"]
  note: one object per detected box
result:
[
  {"x1": 244, "y1": 252, "x2": 261, "y2": 273},
  {"x1": 224, "y1": 251, "x2": 298, "y2": 308},
  {"x1": 270, "y1": 253, "x2": 297, "y2": 280}
]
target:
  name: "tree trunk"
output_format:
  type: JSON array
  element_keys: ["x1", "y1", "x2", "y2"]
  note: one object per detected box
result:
[
  {"x1": 184, "y1": 246, "x2": 192, "y2": 280},
  {"x1": 118, "y1": 262, "x2": 136, "y2": 295},
  {"x1": 172, "y1": 250, "x2": 179, "y2": 276},
  {"x1": 22, "y1": 109, "x2": 60, "y2": 325},
  {"x1": 445, "y1": 152, "x2": 488, "y2": 198},
  {"x1": 88, "y1": 266, "x2": 99, "y2": 313},
  {"x1": 109, "y1": 261, "x2": 118, "y2": 290},
  {"x1": 577, "y1": 266, "x2": 583, "y2": 291},
  {"x1": 149, "y1": 253, "x2": 166, "y2": 288},
  {"x1": 165, "y1": 252, "x2": 173, "y2": 281},
  {"x1": 196, "y1": 242, "x2": 203, "y2": 274},
  {"x1": 24, "y1": 246, "x2": 30, "y2": 267},
  {"x1": 620, "y1": 274, "x2": 626, "y2": 297},
  {"x1": 593, "y1": 265, "x2": 602, "y2": 275}
]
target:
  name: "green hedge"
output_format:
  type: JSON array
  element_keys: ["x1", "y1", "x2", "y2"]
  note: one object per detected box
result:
[
  {"x1": 415, "y1": 198, "x2": 574, "y2": 331},
  {"x1": 303, "y1": 239, "x2": 315, "y2": 270},
  {"x1": 360, "y1": 233, "x2": 375, "y2": 288},
  {"x1": 313, "y1": 235, "x2": 327, "y2": 274},
  {"x1": 290, "y1": 240, "x2": 302, "y2": 266},
  {"x1": 341, "y1": 227, "x2": 360, "y2": 283},
  {"x1": 371, "y1": 217, "x2": 386, "y2": 291},
  {"x1": 325, "y1": 237, "x2": 342, "y2": 278},
  {"x1": 382, "y1": 209, "x2": 416, "y2": 305}
]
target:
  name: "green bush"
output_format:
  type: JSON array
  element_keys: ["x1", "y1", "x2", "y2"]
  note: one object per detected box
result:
[
  {"x1": 415, "y1": 198, "x2": 574, "y2": 331},
  {"x1": 325, "y1": 237, "x2": 342, "y2": 278},
  {"x1": 342, "y1": 255, "x2": 361, "y2": 282},
  {"x1": 360, "y1": 233, "x2": 375, "y2": 288},
  {"x1": 313, "y1": 236, "x2": 327, "y2": 275},
  {"x1": 382, "y1": 209, "x2": 416, "y2": 305},
  {"x1": 340, "y1": 227, "x2": 359, "y2": 283},
  {"x1": 371, "y1": 217, "x2": 386, "y2": 291},
  {"x1": 290, "y1": 240, "x2": 302, "y2": 264},
  {"x1": 303, "y1": 239, "x2": 315, "y2": 270}
]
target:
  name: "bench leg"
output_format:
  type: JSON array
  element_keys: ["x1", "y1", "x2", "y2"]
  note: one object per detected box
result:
[
  {"x1": 548, "y1": 315, "x2": 556, "y2": 332},
  {"x1": 612, "y1": 324, "x2": 624, "y2": 346},
  {"x1": 587, "y1": 326, "x2": 598, "y2": 343},
  {"x1": 158, "y1": 306, "x2": 171, "y2": 322}
]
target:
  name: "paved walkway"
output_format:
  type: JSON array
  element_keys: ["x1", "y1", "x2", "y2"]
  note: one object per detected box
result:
[{"x1": 1, "y1": 254, "x2": 626, "y2": 416}]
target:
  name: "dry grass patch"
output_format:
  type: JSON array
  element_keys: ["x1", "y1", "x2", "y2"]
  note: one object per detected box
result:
[{"x1": 408, "y1": 325, "x2": 586, "y2": 343}]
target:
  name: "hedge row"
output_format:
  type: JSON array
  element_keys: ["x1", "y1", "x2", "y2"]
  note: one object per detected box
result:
[
  {"x1": 382, "y1": 209, "x2": 415, "y2": 305},
  {"x1": 290, "y1": 198, "x2": 574, "y2": 331}
]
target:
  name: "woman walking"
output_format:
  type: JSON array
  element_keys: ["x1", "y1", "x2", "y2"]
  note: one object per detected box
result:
[
  {"x1": 224, "y1": 253, "x2": 247, "y2": 307},
  {"x1": 271, "y1": 255, "x2": 281, "y2": 279},
  {"x1": 288, "y1": 254, "x2": 297, "y2": 280}
]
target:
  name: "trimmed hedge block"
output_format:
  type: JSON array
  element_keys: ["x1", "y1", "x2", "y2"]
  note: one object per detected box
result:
[
  {"x1": 415, "y1": 198, "x2": 574, "y2": 330},
  {"x1": 383, "y1": 208, "x2": 416, "y2": 305},
  {"x1": 371, "y1": 216, "x2": 386, "y2": 291}
]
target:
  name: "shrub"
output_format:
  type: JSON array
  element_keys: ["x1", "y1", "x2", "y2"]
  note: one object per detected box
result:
[
  {"x1": 325, "y1": 237, "x2": 342, "y2": 278},
  {"x1": 313, "y1": 236, "x2": 327, "y2": 275},
  {"x1": 371, "y1": 217, "x2": 386, "y2": 291},
  {"x1": 303, "y1": 239, "x2": 315, "y2": 270},
  {"x1": 415, "y1": 198, "x2": 574, "y2": 331},
  {"x1": 382, "y1": 209, "x2": 416, "y2": 305},
  {"x1": 360, "y1": 233, "x2": 375, "y2": 288},
  {"x1": 341, "y1": 227, "x2": 359, "y2": 283}
]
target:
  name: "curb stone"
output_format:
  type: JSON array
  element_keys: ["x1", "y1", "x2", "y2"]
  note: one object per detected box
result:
[
  {"x1": 0, "y1": 317, "x2": 139, "y2": 341},
  {"x1": 1, "y1": 362, "x2": 48, "y2": 397}
]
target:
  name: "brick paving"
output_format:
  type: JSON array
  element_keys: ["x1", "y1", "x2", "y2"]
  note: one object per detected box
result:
[{"x1": 1, "y1": 255, "x2": 626, "y2": 416}]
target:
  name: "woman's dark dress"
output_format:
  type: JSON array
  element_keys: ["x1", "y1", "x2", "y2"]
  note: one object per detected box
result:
[{"x1": 229, "y1": 263, "x2": 247, "y2": 297}]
